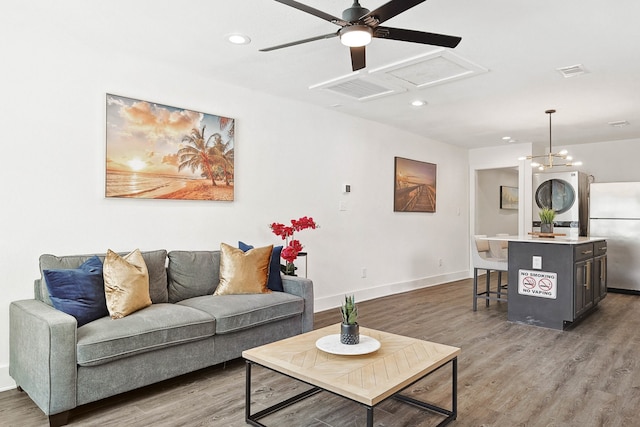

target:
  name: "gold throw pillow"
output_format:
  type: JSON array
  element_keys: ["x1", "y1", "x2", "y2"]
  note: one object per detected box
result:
[
  {"x1": 103, "y1": 249, "x2": 152, "y2": 319},
  {"x1": 215, "y1": 243, "x2": 273, "y2": 295}
]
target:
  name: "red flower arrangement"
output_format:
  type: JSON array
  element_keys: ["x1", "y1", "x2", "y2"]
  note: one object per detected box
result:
[{"x1": 270, "y1": 216, "x2": 318, "y2": 275}]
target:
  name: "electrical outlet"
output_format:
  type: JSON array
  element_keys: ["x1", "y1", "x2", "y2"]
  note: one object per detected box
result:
[
  {"x1": 361, "y1": 268, "x2": 367, "y2": 278},
  {"x1": 533, "y1": 256, "x2": 542, "y2": 269},
  {"x1": 439, "y1": 258, "x2": 443, "y2": 267}
]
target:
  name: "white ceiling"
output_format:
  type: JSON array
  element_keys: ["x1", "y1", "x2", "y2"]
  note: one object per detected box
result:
[{"x1": 41, "y1": 0, "x2": 640, "y2": 149}]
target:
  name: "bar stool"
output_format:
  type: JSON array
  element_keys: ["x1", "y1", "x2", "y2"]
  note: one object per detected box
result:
[
  {"x1": 492, "y1": 233, "x2": 510, "y2": 297},
  {"x1": 490, "y1": 233, "x2": 509, "y2": 259},
  {"x1": 472, "y1": 235, "x2": 508, "y2": 311}
]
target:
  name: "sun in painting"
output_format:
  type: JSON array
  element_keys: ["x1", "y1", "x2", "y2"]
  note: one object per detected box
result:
[{"x1": 128, "y1": 158, "x2": 146, "y2": 172}]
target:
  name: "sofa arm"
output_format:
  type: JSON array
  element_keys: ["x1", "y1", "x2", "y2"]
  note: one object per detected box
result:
[
  {"x1": 9, "y1": 299, "x2": 78, "y2": 416},
  {"x1": 281, "y1": 275, "x2": 314, "y2": 332}
]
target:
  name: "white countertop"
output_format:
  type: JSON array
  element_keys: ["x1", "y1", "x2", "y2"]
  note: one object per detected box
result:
[{"x1": 482, "y1": 235, "x2": 606, "y2": 245}]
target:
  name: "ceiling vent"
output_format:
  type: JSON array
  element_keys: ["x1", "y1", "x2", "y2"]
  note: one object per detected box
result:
[
  {"x1": 369, "y1": 49, "x2": 489, "y2": 89},
  {"x1": 556, "y1": 64, "x2": 588, "y2": 78},
  {"x1": 309, "y1": 50, "x2": 487, "y2": 103},
  {"x1": 309, "y1": 73, "x2": 405, "y2": 101},
  {"x1": 323, "y1": 79, "x2": 393, "y2": 99}
]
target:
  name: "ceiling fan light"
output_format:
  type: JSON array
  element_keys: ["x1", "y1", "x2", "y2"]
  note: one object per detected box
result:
[{"x1": 340, "y1": 25, "x2": 373, "y2": 47}]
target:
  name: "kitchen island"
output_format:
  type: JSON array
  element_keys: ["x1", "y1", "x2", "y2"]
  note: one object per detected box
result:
[{"x1": 501, "y1": 236, "x2": 607, "y2": 330}]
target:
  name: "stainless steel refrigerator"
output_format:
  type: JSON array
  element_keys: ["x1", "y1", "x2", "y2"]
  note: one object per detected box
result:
[{"x1": 590, "y1": 182, "x2": 640, "y2": 292}]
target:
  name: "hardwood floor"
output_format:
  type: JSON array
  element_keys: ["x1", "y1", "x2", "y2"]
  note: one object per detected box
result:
[{"x1": 2, "y1": 278, "x2": 640, "y2": 426}]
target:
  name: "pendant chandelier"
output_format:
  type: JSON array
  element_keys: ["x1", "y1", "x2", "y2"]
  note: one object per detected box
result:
[{"x1": 520, "y1": 109, "x2": 582, "y2": 171}]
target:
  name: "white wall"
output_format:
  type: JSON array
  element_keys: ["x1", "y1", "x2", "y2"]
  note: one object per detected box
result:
[
  {"x1": 0, "y1": 5, "x2": 470, "y2": 390},
  {"x1": 557, "y1": 138, "x2": 640, "y2": 183}
]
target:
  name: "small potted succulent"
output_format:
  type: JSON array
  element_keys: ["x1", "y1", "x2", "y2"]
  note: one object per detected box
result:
[
  {"x1": 539, "y1": 207, "x2": 556, "y2": 233},
  {"x1": 340, "y1": 295, "x2": 359, "y2": 345}
]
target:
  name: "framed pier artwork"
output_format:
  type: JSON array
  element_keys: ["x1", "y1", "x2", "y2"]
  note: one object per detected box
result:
[{"x1": 393, "y1": 157, "x2": 437, "y2": 213}]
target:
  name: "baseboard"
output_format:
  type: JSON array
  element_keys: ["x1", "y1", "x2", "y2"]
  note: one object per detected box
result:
[
  {"x1": 314, "y1": 270, "x2": 469, "y2": 312},
  {"x1": 0, "y1": 364, "x2": 16, "y2": 392},
  {"x1": 607, "y1": 288, "x2": 640, "y2": 296}
]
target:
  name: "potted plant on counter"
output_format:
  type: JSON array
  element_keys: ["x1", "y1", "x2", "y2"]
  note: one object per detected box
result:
[
  {"x1": 539, "y1": 207, "x2": 556, "y2": 233},
  {"x1": 340, "y1": 295, "x2": 359, "y2": 345}
]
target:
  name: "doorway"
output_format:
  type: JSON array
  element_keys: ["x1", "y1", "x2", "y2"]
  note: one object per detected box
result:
[{"x1": 475, "y1": 167, "x2": 519, "y2": 236}]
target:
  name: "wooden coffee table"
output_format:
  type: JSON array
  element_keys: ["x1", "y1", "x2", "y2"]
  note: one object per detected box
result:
[{"x1": 242, "y1": 324, "x2": 460, "y2": 427}]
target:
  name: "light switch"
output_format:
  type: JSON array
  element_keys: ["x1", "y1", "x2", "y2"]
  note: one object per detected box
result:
[{"x1": 532, "y1": 256, "x2": 542, "y2": 269}]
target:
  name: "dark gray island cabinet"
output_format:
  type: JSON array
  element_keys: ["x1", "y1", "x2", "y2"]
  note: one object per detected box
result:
[{"x1": 507, "y1": 237, "x2": 607, "y2": 330}]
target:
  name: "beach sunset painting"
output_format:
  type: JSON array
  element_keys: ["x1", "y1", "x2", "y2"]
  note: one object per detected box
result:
[{"x1": 106, "y1": 94, "x2": 234, "y2": 201}]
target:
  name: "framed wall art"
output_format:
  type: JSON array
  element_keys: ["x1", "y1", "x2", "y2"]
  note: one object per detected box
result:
[
  {"x1": 106, "y1": 94, "x2": 235, "y2": 201},
  {"x1": 500, "y1": 186, "x2": 519, "y2": 210},
  {"x1": 393, "y1": 157, "x2": 437, "y2": 212}
]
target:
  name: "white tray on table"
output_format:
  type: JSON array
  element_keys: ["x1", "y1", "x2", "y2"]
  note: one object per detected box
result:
[{"x1": 315, "y1": 334, "x2": 381, "y2": 355}]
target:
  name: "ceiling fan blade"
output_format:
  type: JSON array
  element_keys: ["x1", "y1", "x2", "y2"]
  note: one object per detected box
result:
[
  {"x1": 260, "y1": 32, "x2": 339, "y2": 52},
  {"x1": 374, "y1": 26, "x2": 461, "y2": 48},
  {"x1": 273, "y1": 0, "x2": 348, "y2": 26},
  {"x1": 350, "y1": 46, "x2": 366, "y2": 71},
  {"x1": 361, "y1": 0, "x2": 427, "y2": 25}
]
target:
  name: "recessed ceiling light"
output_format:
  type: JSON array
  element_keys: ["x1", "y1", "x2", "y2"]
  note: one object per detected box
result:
[
  {"x1": 502, "y1": 136, "x2": 511, "y2": 140},
  {"x1": 226, "y1": 33, "x2": 251, "y2": 45},
  {"x1": 411, "y1": 100, "x2": 426, "y2": 107}
]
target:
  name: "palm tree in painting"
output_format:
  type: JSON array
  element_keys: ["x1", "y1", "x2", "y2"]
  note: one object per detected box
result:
[
  {"x1": 210, "y1": 133, "x2": 234, "y2": 185},
  {"x1": 178, "y1": 126, "x2": 219, "y2": 186},
  {"x1": 219, "y1": 117, "x2": 234, "y2": 140}
]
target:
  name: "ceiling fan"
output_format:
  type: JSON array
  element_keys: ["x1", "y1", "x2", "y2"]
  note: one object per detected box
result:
[{"x1": 260, "y1": 0, "x2": 462, "y2": 71}]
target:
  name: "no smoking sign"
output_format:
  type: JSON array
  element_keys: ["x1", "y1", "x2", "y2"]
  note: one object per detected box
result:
[{"x1": 518, "y1": 270, "x2": 557, "y2": 299}]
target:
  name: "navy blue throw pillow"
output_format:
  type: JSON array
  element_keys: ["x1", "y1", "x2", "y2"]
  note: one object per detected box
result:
[
  {"x1": 43, "y1": 256, "x2": 109, "y2": 327},
  {"x1": 238, "y1": 241, "x2": 284, "y2": 292}
]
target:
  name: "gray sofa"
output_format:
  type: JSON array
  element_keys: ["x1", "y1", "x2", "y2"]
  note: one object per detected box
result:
[{"x1": 9, "y1": 249, "x2": 314, "y2": 426}]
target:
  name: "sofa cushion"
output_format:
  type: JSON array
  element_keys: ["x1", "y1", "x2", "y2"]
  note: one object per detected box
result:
[
  {"x1": 103, "y1": 249, "x2": 152, "y2": 319},
  {"x1": 38, "y1": 250, "x2": 168, "y2": 305},
  {"x1": 214, "y1": 243, "x2": 272, "y2": 296},
  {"x1": 43, "y1": 256, "x2": 109, "y2": 327},
  {"x1": 76, "y1": 303, "x2": 215, "y2": 367},
  {"x1": 140, "y1": 249, "x2": 169, "y2": 303},
  {"x1": 177, "y1": 292, "x2": 303, "y2": 334},
  {"x1": 167, "y1": 250, "x2": 220, "y2": 303},
  {"x1": 239, "y1": 241, "x2": 284, "y2": 292}
]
